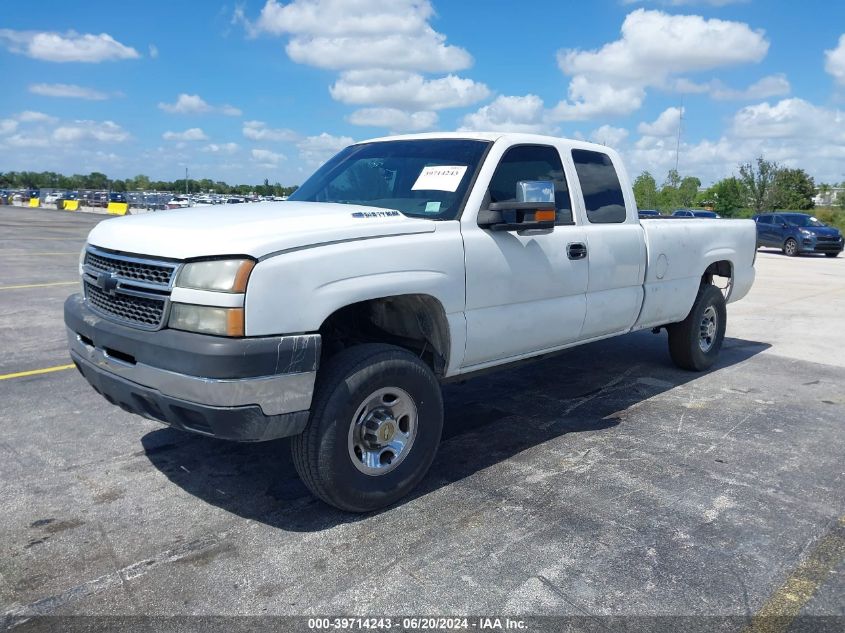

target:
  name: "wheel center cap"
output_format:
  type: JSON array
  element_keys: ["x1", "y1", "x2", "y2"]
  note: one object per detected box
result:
[
  {"x1": 379, "y1": 421, "x2": 395, "y2": 443},
  {"x1": 706, "y1": 321, "x2": 716, "y2": 337}
]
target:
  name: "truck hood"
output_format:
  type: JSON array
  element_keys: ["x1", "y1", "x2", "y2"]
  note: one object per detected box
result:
[{"x1": 86, "y1": 201, "x2": 437, "y2": 259}]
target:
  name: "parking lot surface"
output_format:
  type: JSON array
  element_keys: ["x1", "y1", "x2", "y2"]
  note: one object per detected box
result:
[{"x1": 1, "y1": 206, "x2": 843, "y2": 629}]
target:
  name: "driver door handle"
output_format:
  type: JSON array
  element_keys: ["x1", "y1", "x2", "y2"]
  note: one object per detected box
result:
[{"x1": 567, "y1": 242, "x2": 587, "y2": 260}]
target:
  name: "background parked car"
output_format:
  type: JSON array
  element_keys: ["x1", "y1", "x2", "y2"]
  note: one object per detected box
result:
[
  {"x1": 753, "y1": 212, "x2": 844, "y2": 257},
  {"x1": 638, "y1": 209, "x2": 661, "y2": 218},
  {"x1": 672, "y1": 209, "x2": 720, "y2": 218}
]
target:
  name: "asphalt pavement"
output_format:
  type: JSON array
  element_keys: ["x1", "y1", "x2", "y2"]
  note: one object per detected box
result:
[{"x1": 1, "y1": 205, "x2": 843, "y2": 631}]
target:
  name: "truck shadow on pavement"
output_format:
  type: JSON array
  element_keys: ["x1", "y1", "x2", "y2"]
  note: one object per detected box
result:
[{"x1": 141, "y1": 331, "x2": 769, "y2": 531}]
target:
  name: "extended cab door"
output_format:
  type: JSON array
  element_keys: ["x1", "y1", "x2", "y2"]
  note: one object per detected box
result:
[
  {"x1": 460, "y1": 143, "x2": 589, "y2": 368},
  {"x1": 570, "y1": 149, "x2": 645, "y2": 340}
]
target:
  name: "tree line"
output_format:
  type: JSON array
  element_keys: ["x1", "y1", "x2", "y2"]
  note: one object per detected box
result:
[
  {"x1": 0, "y1": 171, "x2": 299, "y2": 197},
  {"x1": 632, "y1": 158, "x2": 844, "y2": 217}
]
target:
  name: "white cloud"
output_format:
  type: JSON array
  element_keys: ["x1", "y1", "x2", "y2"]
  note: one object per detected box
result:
[
  {"x1": 731, "y1": 98, "x2": 845, "y2": 141},
  {"x1": 627, "y1": 98, "x2": 845, "y2": 185},
  {"x1": 825, "y1": 34, "x2": 845, "y2": 86},
  {"x1": 52, "y1": 120, "x2": 130, "y2": 143},
  {"x1": 550, "y1": 77, "x2": 646, "y2": 121},
  {"x1": 0, "y1": 29, "x2": 139, "y2": 62},
  {"x1": 148, "y1": 44, "x2": 159, "y2": 59},
  {"x1": 162, "y1": 128, "x2": 208, "y2": 141},
  {"x1": 330, "y1": 70, "x2": 489, "y2": 110},
  {"x1": 248, "y1": 0, "x2": 472, "y2": 73},
  {"x1": 28, "y1": 82, "x2": 110, "y2": 100},
  {"x1": 204, "y1": 142, "x2": 239, "y2": 154},
  {"x1": 638, "y1": 107, "x2": 684, "y2": 137},
  {"x1": 673, "y1": 74, "x2": 790, "y2": 101},
  {"x1": 17, "y1": 111, "x2": 58, "y2": 123},
  {"x1": 251, "y1": 148, "x2": 287, "y2": 166},
  {"x1": 714, "y1": 74, "x2": 790, "y2": 101},
  {"x1": 242, "y1": 120, "x2": 299, "y2": 142},
  {"x1": 158, "y1": 93, "x2": 242, "y2": 116},
  {"x1": 559, "y1": 10, "x2": 767, "y2": 83},
  {"x1": 589, "y1": 125, "x2": 630, "y2": 147},
  {"x1": 348, "y1": 108, "x2": 437, "y2": 132},
  {"x1": 459, "y1": 94, "x2": 552, "y2": 134},
  {"x1": 297, "y1": 132, "x2": 355, "y2": 166},
  {"x1": 0, "y1": 119, "x2": 18, "y2": 135},
  {"x1": 622, "y1": 0, "x2": 748, "y2": 6},
  {"x1": 552, "y1": 9, "x2": 768, "y2": 120},
  {"x1": 240, "y1": 1, "x2": 484, "y2": 122}
]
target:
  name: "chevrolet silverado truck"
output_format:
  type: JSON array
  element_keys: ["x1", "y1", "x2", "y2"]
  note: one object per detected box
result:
[{"x1": 64, "y1": 133, "x2": 756, "y2": 512}]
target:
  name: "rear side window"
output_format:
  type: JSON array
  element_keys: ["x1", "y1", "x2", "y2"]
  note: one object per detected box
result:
[
  {"x1": 757, "y1": 215, "x2": 772, "y2": 224},
  {"x1": 488, "y1": 145, "x2": 574, "y2": 225},
  {"x1": 572, "y1": 149, "x2": 626, "y2": 224}
]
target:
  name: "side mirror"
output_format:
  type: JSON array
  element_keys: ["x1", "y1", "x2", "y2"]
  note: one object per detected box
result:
[{"x1": 478, "y1": 180, "x2": 556, "y2": 232}]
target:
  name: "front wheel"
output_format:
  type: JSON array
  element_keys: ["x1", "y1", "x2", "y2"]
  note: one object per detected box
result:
[
  {"x1": 667, "y1": 284, "x2": 727, "y2": 371},
  {"x1": 291, "y1": 344, "x2": 443, "y2": 512},
  {"x1": 783, "y1": 238, "x2": 799, "y2": 257}
]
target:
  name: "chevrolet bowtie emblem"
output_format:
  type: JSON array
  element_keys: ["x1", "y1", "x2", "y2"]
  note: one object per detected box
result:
[{"x1": 96, "y1": 271, "x2": 120, "y2": 295}]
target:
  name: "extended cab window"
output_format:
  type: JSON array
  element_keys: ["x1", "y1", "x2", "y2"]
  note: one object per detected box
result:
[
  {"x1": 488, "y1": 145, "x2": 574, "y2": 225},
  {"x1": 289, "y1": 139, "x2": 490, "y2": 221},
  {"x1": 572, "y1": 149, "x2": 627, "y2": 224}
]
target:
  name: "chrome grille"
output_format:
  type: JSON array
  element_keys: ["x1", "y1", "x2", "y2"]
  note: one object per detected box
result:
[
  {"x1": 84, "y1": 249, "x2": 176, "y2": 286},
  {"x1": 82, "y1": 247, "x2": 179, "y2": 330},
  {"x1": 84, "y1": 281, "x2": 166, "y2": 329}
]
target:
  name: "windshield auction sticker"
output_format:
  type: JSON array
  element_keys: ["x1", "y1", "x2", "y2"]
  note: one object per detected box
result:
[{"x1": 412, "y1": 165, "x2": 467, "y2": 192}]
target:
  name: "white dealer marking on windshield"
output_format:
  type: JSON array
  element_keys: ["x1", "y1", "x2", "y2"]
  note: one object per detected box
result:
[{"x1": 411, "y1": 165, "x2": 467, "y2": 192}]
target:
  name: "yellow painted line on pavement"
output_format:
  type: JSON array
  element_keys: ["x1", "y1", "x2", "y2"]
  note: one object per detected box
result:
[
  {"x1": 742, "y1": 515, "x2": 845, "y2": 633},
  {"x1": 0, "y1": 281, "x2": 77, "y2": 290},
  {"x1": 0, "y1": 364, "x2": 75, "y2": 381}
]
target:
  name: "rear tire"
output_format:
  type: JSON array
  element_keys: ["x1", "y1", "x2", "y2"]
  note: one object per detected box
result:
[
  {"x1": 291, "y1": 344, "x2": 443, "y2": 512},
  {"x1": 667, "y1": 284, "x2": 726, "y2": 371},
  {"x1": 783, "y1": 238, "x2": 798, "y2": 257}
]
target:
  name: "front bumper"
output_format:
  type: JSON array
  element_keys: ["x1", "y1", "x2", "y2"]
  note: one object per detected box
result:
[
  {"x1": 64, "y1": 294, "x2": 320, "y2": 441},
  {"x1": 801, "y1": 237, "x2": 844, "y2": 254}
]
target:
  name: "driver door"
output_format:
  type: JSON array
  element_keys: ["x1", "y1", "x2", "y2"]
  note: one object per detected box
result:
[{"x1": 461, "y1": 143, "x2": 589, "y2": 368}]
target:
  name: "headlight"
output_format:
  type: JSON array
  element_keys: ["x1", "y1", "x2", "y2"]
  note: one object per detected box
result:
[
  {"x1": 800, "y1": 230, "x2": 813, "y2": 239},
  {"x1": 176, "y1": 259, "x2": 255, "y2": 292},
  {"x1": 168, "y1": 304, "x2": 244, "y2": 336}
]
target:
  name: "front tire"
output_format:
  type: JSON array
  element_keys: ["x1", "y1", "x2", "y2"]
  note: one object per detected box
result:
[
  {"x1": 783, "y1": 238, "x2": 798, "y2": 257},
  {"x1": 667, "y1": 284, "x2": 727, "y2": 371},
  {"x1": 291, "y1": 344, "x2": 443, "y2": 512}
]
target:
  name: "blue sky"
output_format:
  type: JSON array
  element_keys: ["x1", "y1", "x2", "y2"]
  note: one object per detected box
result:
[{"x1": 1, "y1": 0, "x2": 844, "y2": 186}]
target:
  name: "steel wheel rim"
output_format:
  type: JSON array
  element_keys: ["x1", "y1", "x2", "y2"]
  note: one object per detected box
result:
[
  {"x1": 698, "y1": 305, "x2": 718, "y2": 353},
  {"x1": 347, "y1": 386, "x2": 418, "y2": 476}
]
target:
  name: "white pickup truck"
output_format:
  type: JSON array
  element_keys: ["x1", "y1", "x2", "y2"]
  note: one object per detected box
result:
[{"x1": 64, "y1": 133, "x2": 756, "y2": 511}]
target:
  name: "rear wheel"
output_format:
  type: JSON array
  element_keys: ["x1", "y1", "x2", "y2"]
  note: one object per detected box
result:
[
  {"x1": 783, "y1": 238, "x2": 798, "y2": 257},
  {"x1": 667, "y1": 284, "x2": 727, "y2": 371},
  {"x1": 291, "y1": 344, "x2": 443, "y2": 512}
]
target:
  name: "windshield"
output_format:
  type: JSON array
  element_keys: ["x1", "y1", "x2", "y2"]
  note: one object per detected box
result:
[
  {"x1": 289, "y1": 139, "x2": 490, "y2": 220},
  {"x1": 784, "y1": 214, "x2": 825, "y2": 228}
]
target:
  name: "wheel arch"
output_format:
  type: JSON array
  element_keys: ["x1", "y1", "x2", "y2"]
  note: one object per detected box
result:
[
  {"x1": 318, "y1": 293, "x2": 452, "y2": 376},
  {"x1": 700, "y1": 257, "x2": 734, "y2": 300}
]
